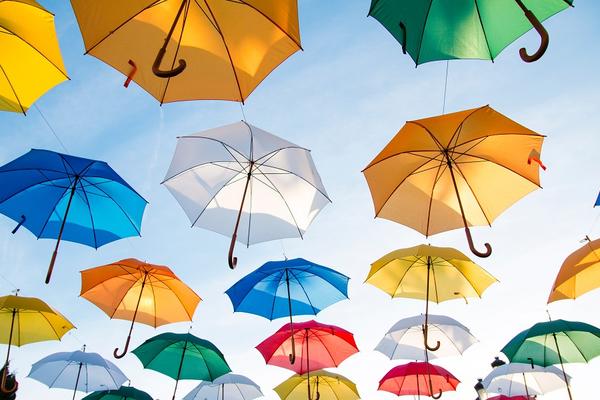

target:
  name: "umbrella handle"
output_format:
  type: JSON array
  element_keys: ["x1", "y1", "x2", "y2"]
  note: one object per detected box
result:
[
  {"x1": 153, "y1": 47, "x2": 187, "y2": 78},
  {"x1": 527, "y1": 357, "x2": 535, "y2": 369},
  {"x1": 0, "y1": 364, "x2": 18, "y2": 395},
  {"x1": 114, "y1": 335, "x2": 132, "y2": 359},
  {"x1": 228, "y1": 233, "x2": 238, "y2": 269},
  {"x1": 423, "y1": 324, "x2": 441, "y2": 352},
  {"x1": 11, "y1": 215, "x2": 25, "y2": 234},
  {"x1": 124, "y1": 59, "x2": 137, "y2": 88},
  {"x1": 464, "y1": 227, "x2": 492, "y2": 258},
  {"x1": 398, "y1": 21, "x2": 407, "y2": 54},
  {"x1": 289, "y1": 334, "x2": 296, "y2": 364},
  {"x1": 427, "y1": 373, "x2": 442, "y2": 399},
  {"x1": 514, "y1": 0, "x2": 549, "y2": 63}
]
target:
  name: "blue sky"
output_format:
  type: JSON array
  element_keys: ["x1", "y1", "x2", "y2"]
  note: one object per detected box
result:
[{"x1": 1, "y1": 1, "x2": 600, "y2": 399}]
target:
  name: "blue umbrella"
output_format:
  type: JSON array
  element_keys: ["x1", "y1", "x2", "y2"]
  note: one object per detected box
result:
[
  {"x1": 0, "y1": 149, "x2": 147, "y2": 283},
  {"x1": 225, "y1": 258, "x2": 349, "y2": 363}
]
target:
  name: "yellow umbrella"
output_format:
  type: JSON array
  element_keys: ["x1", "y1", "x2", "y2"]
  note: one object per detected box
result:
[
  {"x1": 0, "y1": 292, "x2": 75, "y2": 393},
  {"x1": 274, "y1": 370, "x2": 359, "y2": 400},
  {"x1": 366, "y1": 244, "x2": 497, "y2": 352},
  {"x1": 0, "y1": 0, "x2": 68, "y2": 114},
  {"x1": 70, "y1": 0, "x2": 301, "y2": 103},
  {"x1": 80, "y1": 258, "x2": 201, "y2": 359},
  {"x1": 548, "y1": 236, "x2": 600, "y2": 303},
  {"x1": 362, "y1": 105, "x2": 545, "y2": 258}
]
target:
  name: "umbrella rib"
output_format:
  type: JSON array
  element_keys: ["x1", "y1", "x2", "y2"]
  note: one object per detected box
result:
[
  {"x1": 450, "y1": 131, "x2": 544, "y2": 150},
  {"x1": 389, "y1": 256, "x2": 424, "y2": 298},
  {"x1": 161, "y1": 161, "x2": 243, "y2": 182},
  {"x1": 38, "y1": 311, "x2": 66, "y2": 342},
  {"x1": 0, "y1": 64, "x2": 25, "y2": 114},
  {"x1": 46, "y1": 359, "x2": 75, "y2": 388},
  {"x1": 254, "y1": 145, "x2": 310, "y2": 165},
  {"x1": 255, "y1": 163, "x2": 331, "y2": 202},
  {"x1": 313, "y1": 329, "x2": 344, "y2": 367},
  {"x1": 37, "y1": 181, "x2": 72, "y2": 239},
  {"x1": 473, "y1": 0, "x2": 495, "y2": 61},
  {"x1": 109, "y1": 278, "x2": 141, "y2": 320},
  {"x1": 189, "y1": 171, "x2": 244, "y2": 227},
  {"x1": 237, "y1": 0, "x2": 302, "y2": 49},
  {"x1": 362, "y1": 149, "x2": 444, "y2": 172},
  {"x1": 160, "y1": 0, "x2": 191, "y2": 104},
  {"x1": 174, "y1": 136, "x2": 249, "y2": 166},
  {"x1": 563, "y1": 331, "x2": 590, "y2": 362},
  {"x1": 451, "y1": 137, "x2": 487, "y2": 162},
  {"x1": 450, "y1": 161, "x2": 493, "y2": 226},
  {"x1": 77, "y1": 179, "x2": 99, "y2": 249},
  {"x1": 447, "y1": 106, "x2": 487, "y2": 149},
  {"x1": 268, "y1": 271, "x2": 283, "y2": 320},
  {"x1": 289, "y1": 269, "x2": 318, "y2": 315},
  {"x1": 431, "y1": 264, "x2": 440, "y2": 303},
  {"x1": 425, "y1": 157, "x2": 447, "y2": 237},
  {"x1": 415, "y1": 1, "x2": 435, "y2": 65},
  {"x1": 0, "y1": 174, "x2": 69, "y2": 207}
]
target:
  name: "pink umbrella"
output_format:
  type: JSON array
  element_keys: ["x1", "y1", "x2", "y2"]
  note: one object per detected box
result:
[{"x1": 379, "y1": 362, "x2": 460, "y2": 399}]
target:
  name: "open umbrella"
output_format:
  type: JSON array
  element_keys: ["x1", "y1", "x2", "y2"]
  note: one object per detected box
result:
[
  {"x1": 80, "y1": 259, "x2": 201, "y2": 358},
  {"x1": 0, "y1": 292, "x2": 75, "y2": 394},
  {"x1": 0, "y1": 0, "x2": 68, "y2": 113},
  {"x1": 0, "y1": 149, "x2": 147, "y2": 283},
  {"x1": 366, "y1": 245, "x2": 496, "y2": 352},
  {"x1": 274, "y1": 371, "x2": 359, "y2": 400},
  {"x1": 376, "y1": 314, "x2": 477, "y2": 361},
  {"x1": 226, "y1": 258, "x2": 349, "y2": 363},
  {"x1": 363, "y1": 105, "x2": 545, "y2": 258},
  {"x1": 132, "y1": 333, "x2": 231, "y2": 400},
  {"x1": 488, "y1": 396, "x2": 531, "y2": 400},
  {"x1": 548, "y1": 236, "x2": 600, "y2": 303},
  {"x1": 501, "y1": 319, "x2": 600, "y2": 400},
  {"x1": 378, "y1": 362, "x2": 460, "y2": 399},
  {"x1": 483, "y1": 363, "x2": 569, "y2": 398},
  {"x1": 83, "y1": 386, "x2": 153, "y2": 400},
  {"x1": 163, "y1": 122, "x2": 330, "y2": 268},
  {"x1": 368, "y1": 0, "x2": 573, "y2": 64},
  {"x1": 183, "y1": 373, "x2": 263, "y2": 400},
  {"x1": 70, "y1": 0, "x2": 301, "y2": 103}
]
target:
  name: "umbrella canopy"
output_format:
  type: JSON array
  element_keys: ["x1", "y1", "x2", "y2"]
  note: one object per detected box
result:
[
  {"x1": 362, "y1": 105, "x2": 545, "y2": 258},
  {"x1": 163, "y1": 121, "x2": 330, "y2": 268},
  {"x1": 82, "y1": 386, "x2": 153, "y2": 400},
  {"x1": 0, "y1": 0, "x2": 68, "y2": 113},
  {"x1": 378, "y1": 362, "x2": 460, "y2": 399},
  {"x1": 256, "y1": 320, "x2": 358, "y2": 375},
  {"x1": 183, "y1": 373, "x2": 263, "y2": 400},
  {"x1": 548, "y1": 236, "x2": 600, "y2": 302},
  {"x1": 488, "y1": 396, "x2": 531, "y2": 400},
  {"x1": 80, "y1": 258, "x2": 201, "y2": 358},
  {"x1": 0, "y1": 149, "x2": 147, "y2": 283},
  {"x1": 274, "y1": 370, "x2": 359, "y2": 400},
  {"x1": 132, "y1": 333, "x2": 231, "y2": 400},
  {"x1": 368, "y1": 0, "x2": 573, "y2": 64},
  {"x1": 70, "y1": 0, "x2": 301, "y2": 103},
  {"x1": 376, "y1": 314, "x2": 477, "y2": 361},
  {"x1": 28, "y1": 349, "x2": 128, "y2": 399},
  {"x1": 483, "y1": 363, "x2": 569, "y2": 397}
]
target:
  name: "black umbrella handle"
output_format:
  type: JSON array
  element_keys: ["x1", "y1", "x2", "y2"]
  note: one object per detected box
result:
[
  {"x1": 465, "y1": 227, "x2": 492, "y2": 258},
  {"x1": 153, "y1": 0, "x2": 188, "y2": 78},
  {"x1": 228, "y1": 169, "x2": 253, "y2": 269},
  {"x1": 514, "y1": 0, "x2": 549, "y2": 63}
]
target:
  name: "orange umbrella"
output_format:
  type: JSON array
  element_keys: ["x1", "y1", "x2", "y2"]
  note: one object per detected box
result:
[{"x1": 80, "y1": 259, "x2": 201, "y2": 359}]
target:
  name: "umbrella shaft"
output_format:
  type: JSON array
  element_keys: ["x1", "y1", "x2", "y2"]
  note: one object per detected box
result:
[
  {"x1": 4, "y1": 310, "x2": 15, "y2": 366},
  {"x1": 72, "y1": 363, "x2": 83, "y2": 400},
  {"x1": 128, "y1": 273, "x2": 148, "y2": 337},
  {"x1": 522, "y1": 372, "x2": 530, "y2": 397},
  {"x1": 552, "y1": 333, "x2": 573, "y2": 400},
  {"x1": 172, "y1": 340, "x2": 188, "y2": 400},
  {"x1": 285, "y1": 269, "x2": 296, "y2": 363}
]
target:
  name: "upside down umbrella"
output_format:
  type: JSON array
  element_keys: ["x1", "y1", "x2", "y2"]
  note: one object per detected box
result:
[
  {"x1": 367, "y1": 245, "x2": 496, "y2": 352},
  {"x1": 0, "y1": 293, "x2": 75, "y2": 394},
  {"x1": 226, "y1": 258, "x2": 349, "y2": 363},
  {"x1": 183, "y1": 373, "x2": 263, "y2": 400},
  {"x1": 548, "y1": 236, "x2": 600, "y2": 303},
  {"x1": 163, "y1": 121, "x2": 330, "y2": 269},
  {"x1": 80, "y1": 259, "x2": 201, "y2": 359},
  {"x1": 363, "y1": 106, "x2": 545, "y2": 258},
  {"x1": 274, "y1": 371, "x2": 359, "y2": 400},
  {"x1": 0, "y1": 149, "x2": 147, "y2": 283},
  {"x1": 501, "y1": 319, "x2": 600, "y2": 400},
  {"x1": 70, "y1": 0, "x2": 301, "y2": 103},
  {"x1": 0, "y1": 0, "x2": 68, "y2": 113},
  {"x1": 83, "y1": 386, "x2": 153, "y2": 400},
  {"x1": 483, "y1": 363, "x2": 569, "y2": 398},
  {"x1": 132, "y1": 333, "x2": 231, "y2": 400},
  {"x1": 378, "y1": 362, "x2": 460, "y2": 399},
  {"x1": 368, "y1": 0, "x2": 573, "y2": 64}
]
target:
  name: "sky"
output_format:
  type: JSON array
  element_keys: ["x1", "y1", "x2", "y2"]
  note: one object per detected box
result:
[{"x1": 1, "y1": 1, "x2": 600, "y2": 399}]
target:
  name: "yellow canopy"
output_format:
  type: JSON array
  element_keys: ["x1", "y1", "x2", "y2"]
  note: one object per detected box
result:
[
  {"x1": 548, "y1": 237, "x2": 600, "y2": 303},
  {"x1": 70, "y1": 0, "x2": 301, "y2": 103},
  {"x1": 0, "y1": 0, "x2": 68, "y2": 113},
  {"x1": 274, "y1": 371, "x2": 360, "y2": 400}
]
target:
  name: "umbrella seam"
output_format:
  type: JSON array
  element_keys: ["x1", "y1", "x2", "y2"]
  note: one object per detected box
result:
[
  {"x1": 0, "y1": 64, "x2": 25, "y2": 114},
  {"x1": 160, "y1": 0, "x2": 191, "y2": 104},
  {"x1": 237, "y1": 0, "x2": 302, "y2": 49}
]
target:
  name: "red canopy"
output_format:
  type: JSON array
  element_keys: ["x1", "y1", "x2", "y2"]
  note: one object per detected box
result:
[{"x1": 379, "y1": 362, "x2": 460, "y2": 397}]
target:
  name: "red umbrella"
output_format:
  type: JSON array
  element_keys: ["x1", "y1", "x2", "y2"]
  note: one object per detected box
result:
[
  {"x1": 378, "y1": 362, "x2": 459, "y2": 399},
  {"x1": 489, "y1": 396, "x2": 532, "y2": 400}
]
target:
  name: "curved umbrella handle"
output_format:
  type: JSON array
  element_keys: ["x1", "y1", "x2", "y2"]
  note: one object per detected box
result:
[
  {"x1": 114, "y1": 335, "x2": 132, "y2": 359},
  {"x1": 423, "y1": 325, "x2": 441, "y2": 352},
  {"x1": 289, "y1": 334, "x2": 296, "y2": 364},
  {"x1": 514, "y1": 0, "x2": 549, "y2": 63},
  {"x1": 153, "y1": 47, "x2": 187, "y2": 78},
  {"x1": 527, "y1": 357, "x2": 535, "y2": 369},
  {"x1": 228, "y1": 233, "x2": 238, "y2": 269},
  {"x1": 0, "y1": 365, "x2": 18, "y2": 395},
  {"x1": 465, "y1": 227, "x2": 492, "y2": 258},
  {"x1": 398, "y1": 21, "x2": 407, "y2": 54},
  {"x1": 427, "y1": 373, "x2": 442, "y2": 399}
]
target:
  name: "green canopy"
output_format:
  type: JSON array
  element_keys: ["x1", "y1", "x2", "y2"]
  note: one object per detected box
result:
[
  {"x1": 82, "y1": 387, "x2": 153, "y2": 400},
  {"x1": 368, "y1": 0, "x2": 573, "y2": 64}
]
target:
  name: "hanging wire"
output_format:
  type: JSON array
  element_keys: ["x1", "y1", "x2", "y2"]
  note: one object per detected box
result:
[
  {"x1": 0, "y1": 271, "x2": 18, "y2": 292},
  {"x1": 239, "y1": 102, "x2": 247, "y2": 122},
  {"x1": 34, "y1": 104, "x2": 69, "y2": 154},
  {"x1": 441, "y1": 61, "x2": 449, "y2": 115},
  {"x1": 280, "y1": 240, "x2": 288, "y2": 260}
]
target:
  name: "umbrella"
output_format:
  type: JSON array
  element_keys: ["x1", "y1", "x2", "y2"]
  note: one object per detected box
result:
[
  {"x1": 483, "y1": 363, "x2": 569, "y2": 398},
  {"x1": 274, "y1": 370, "x2": 359, "y2": 400},
  {"x1": 0, "y1": 0, "x2": 68, "y2": 113},
  {"x1": 366, "y1": 245, "x2": 496, "y2": 352},
  {"x1": 183, "y1": 373, "x2": 263, "y2": 400},
  {"x1": 368, "y1": 0, "x2": 573, "y2": 64},
  {"x1": 132, "y1": 333, "x2": 231, "y2": 400},
  {"x1": 226, "y1": 258, "x2": 349, "y2": 363},
  {"x1": 378, "y1": 362, "x2": 460, "y2": 399},
  {"x1": 501, "y1": 319, "x2": 600, "y2": 400},
  {"x1": 82, "y1": 386, "x2": 153, "y2": 400},
  {"x1": 548, "y1": 236, "x2": 600, "y2": 302},
  {"x1": 376, "y1": 314, "x2": 477, "y2": 361},
  {"x1": 362, "y1": 105, "x2": 545, "y2": 258},
  {"x1": 0, "y1": 149, "x2": 147, "y2": 283},
  {"x1": 488, "y1": 396, "x2": 531, "y2": 400},
  {"x1": 80, "y1": 258, "x2": 201, "y2": 359},
  {"x1": 70, "y1": 0, "x2": 301, "y2": 103},
  {"x1": 0, "y1": 293, "x2": 75, "y2": 394},
  {"x1": 28, "y1": 348, "x2": 128, "y2": 400},
  {"x1": 163, "y1": 121, "x2": 330, "y2": 268}
]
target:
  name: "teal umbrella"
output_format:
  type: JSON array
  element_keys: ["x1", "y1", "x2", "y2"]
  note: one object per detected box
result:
[
  {"x1": 82, "y1": 386, "x2": 153, "y2": 400},
  {"x1": 501, "y1": 319, "x2": 600, "y2": 400},
  {"x1": 132, "y1": 333, "x2": 231, "y2": 400}
]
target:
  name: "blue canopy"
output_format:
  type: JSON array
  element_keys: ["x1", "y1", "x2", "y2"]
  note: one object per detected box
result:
[{"x1": 225, "y1": 258, "x2": 350, "y2": 320}]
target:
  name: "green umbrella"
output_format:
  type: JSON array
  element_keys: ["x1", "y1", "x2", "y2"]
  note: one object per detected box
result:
[
  {"x1": 82, "y1": 386, "x2": 153, "y2": 400},
  {"x1": 368, "y1": 0, "x2": 573, "y2": 64},
  {"x1": 501, "y1": 319, "x2": 600, "y2": 400},
  {"x1": 132, "y1": 333, "x2": 231, "y2": 400}
]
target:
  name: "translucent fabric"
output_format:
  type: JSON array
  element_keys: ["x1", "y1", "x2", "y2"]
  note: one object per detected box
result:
[
  {"x1": 483, "y1": 363, "x2": 569, "y2": 397},
  {"x1": 183, "y1": 374, "x2": 262, "y2": 400}
]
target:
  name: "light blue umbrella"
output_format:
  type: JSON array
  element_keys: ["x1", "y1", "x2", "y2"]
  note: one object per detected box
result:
[
  {"x1": 183, "y1": 373, "x2": 263, "y2": 400},
  {"x1": 28, "y1": 349, "x2": 128, "y2": 400}
]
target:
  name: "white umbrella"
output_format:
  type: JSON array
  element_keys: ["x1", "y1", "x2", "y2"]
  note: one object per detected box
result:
[
  {"x1": 163, "y1": 121, "x2": 330, "y2": 268},
  {"x1": 375, "y1": 314, "x2": 478, "y2": 360},
  {"x1": 483, "y1": 362, "x2": 570, "y2": 397},
  {"x1": 183, "y1": 373, "x2": 263, "y2": 400}
]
